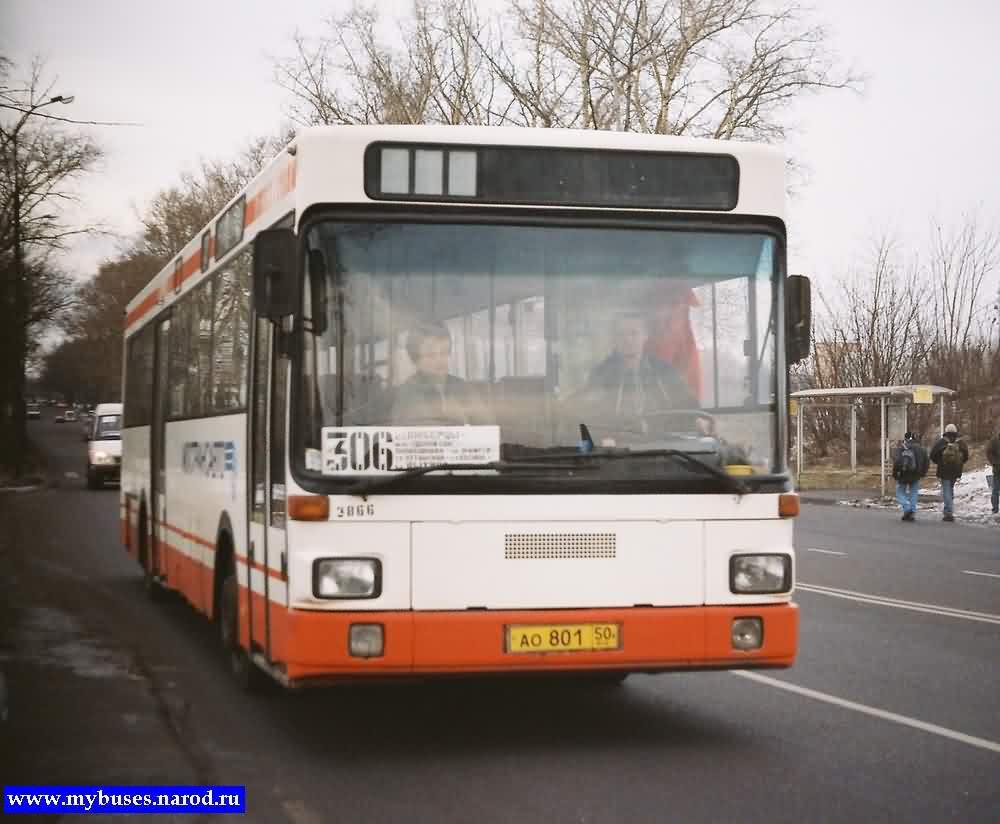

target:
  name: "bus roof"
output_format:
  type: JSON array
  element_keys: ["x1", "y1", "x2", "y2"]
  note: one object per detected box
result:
[{"x1": 126, "y1": 125, "x2": 786, "y2": 334}]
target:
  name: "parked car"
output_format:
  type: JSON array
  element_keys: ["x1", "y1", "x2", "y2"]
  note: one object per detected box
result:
[
  {"x1": 86, "y1": 403, "x2": 123, "y2": 489},
  {"x1": 63, "y1": 409, "x2": 77, "y2": 423},
  {"x1": 27, "y1": 405, "x2": 41, "y2": 420},
  {"x1": 55, "y1": 414, "x2": 65, "y2": 423}
]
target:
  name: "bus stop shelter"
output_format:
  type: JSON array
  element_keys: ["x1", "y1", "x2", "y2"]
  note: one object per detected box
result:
[{"x1": 790, "y1": 385, "x2": 956, "y2": 496}]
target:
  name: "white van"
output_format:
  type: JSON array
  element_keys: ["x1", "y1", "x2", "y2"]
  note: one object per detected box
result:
[{"x1": 86, "y1": 402, "x2": 123, "y2": 489}]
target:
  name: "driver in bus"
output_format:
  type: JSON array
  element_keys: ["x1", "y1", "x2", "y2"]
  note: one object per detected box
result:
[
  {"x1": 582, "y1": 312, "x2": 700, "y2": 431},
  {"x1": 391, "y1": 322, "x2": 488, "y2": 425}
]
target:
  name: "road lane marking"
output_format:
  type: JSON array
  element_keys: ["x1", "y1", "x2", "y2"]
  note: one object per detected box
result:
[
  {"x1": 733, "y1": 670, "x2": 1000, "y2": 754},
  {"x1": 962, "y1": 570, "x2": 1000, "y2": 580},
  {"x1": 805, "y1": 548, "x2": 846, "y2": 556},
  {"x1": 796, "y1": 582, "x2": 1000, "y2": 625}
]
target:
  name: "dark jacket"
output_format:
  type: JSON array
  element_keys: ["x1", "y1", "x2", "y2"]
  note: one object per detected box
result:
[
  {"x1": 583, "y1": 354, "x2": 698, "y2": 423},
  {"x1": 891, "y1": 438, "x2": 929, "y2": 482},
  {"x1": 929, "y1": 434, "x2": 969, "y2": 480},
  {"x1": 390, "y1": 372, "x2": 487, "y2": 424},
  {"x1": 987, "y1": 432, "x2": 1000, "y2": 469}
]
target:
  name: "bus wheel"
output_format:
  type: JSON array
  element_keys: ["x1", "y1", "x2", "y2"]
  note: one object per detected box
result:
[{"x1": 219, "y1": 558, "x2": 265, "y2": 692}]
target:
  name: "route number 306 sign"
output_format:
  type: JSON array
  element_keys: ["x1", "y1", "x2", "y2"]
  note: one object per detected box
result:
[{"x1": 320, "y1": 426, "x2": 500, "y2": 476}]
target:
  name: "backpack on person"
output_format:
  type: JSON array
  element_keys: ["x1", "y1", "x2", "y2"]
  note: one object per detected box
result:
[
  {"x1": 940, "y1": 441, "x2": 963, "y2": 474},
  {"x1": 895, "y1": 442, "x2": 917, "y2": 476}
]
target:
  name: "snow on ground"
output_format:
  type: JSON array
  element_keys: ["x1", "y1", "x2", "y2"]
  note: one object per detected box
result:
[
  {"x1": 921, "y1": 467, "x2": 998, "y2": 526},
  {"x1": 839, "y1": 466, "x2": 999, "y2": 527}
]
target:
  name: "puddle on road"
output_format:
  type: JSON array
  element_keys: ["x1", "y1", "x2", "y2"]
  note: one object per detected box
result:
[{"x1": 9, "y1": 606, "x2": 142, "y2": 681}]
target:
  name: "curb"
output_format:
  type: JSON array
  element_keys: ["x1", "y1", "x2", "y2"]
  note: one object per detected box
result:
[
  {"x1": 800, "y1": 493, "x2": 943, "y2": 507},
  {"x1": 799, "y1": 493, "x2": 885, "y2": 507},
  {"x1": 0, "y1": 483, "x2": 45, "y2": 495},
  {"x1": 799, "y1": 496, "x2": 845, "y2": 507}
]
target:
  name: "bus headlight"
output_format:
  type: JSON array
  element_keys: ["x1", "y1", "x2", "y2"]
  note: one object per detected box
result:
[
  {"x1": 729, "y1": 554, "x2": 791, "y2": 594},
  {"x1": 313, "y1": 558, "x2": 381, "y2": 599}
]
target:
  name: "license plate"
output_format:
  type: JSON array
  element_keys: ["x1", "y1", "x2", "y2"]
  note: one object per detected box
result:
[{"x1": 506, "y1": 623, "x2": 621, "y2": 654}]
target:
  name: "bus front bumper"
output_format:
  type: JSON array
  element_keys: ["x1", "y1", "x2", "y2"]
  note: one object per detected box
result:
[{"x1": 275, "y1": 603, "x2": 798, "y2": 685}]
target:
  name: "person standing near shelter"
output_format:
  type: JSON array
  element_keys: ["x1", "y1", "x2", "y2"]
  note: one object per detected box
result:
[
  {"x1": 987, "y1": 425, "x2": 1000, "y2": 515},
  {"x1": 930, "y1": 423, "x2": 970, "y2": 522},
  {"x1": 892, "y1": 431, "x2": 929, "y2": 522}
]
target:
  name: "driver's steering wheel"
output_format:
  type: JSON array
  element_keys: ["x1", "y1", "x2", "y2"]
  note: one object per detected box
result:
[{"x1": 636, "y1": 408, "x2": 716, "y2": 436}]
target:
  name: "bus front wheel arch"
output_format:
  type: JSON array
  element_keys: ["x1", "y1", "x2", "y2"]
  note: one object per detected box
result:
[{"x1": 216, "y1": 538, "x2": 266, "y2": 692}]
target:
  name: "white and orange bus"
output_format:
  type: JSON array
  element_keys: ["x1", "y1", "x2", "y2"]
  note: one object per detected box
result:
[{"x1": 121, "y1": 125, "x2": 810, "y2": 689}]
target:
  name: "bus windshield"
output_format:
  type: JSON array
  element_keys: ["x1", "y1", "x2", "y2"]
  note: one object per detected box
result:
[{"x1": 298, "y1": 220, "x2": 782, "y2": 485}]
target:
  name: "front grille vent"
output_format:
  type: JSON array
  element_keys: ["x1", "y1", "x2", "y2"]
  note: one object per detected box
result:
[{"x1": 504, "y1": 532, "x2": 616, "y2": 560}]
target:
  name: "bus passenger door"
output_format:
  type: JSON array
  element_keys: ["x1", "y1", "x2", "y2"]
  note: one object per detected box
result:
[
  {"x1": 150, "y1": 318, "x2": 170, "y2": 582},
  {"x1": 248, "y1": 319, "x2": 289, "y2": 661},
  {"x1": 266, "y1": 326, "x2": 290, "y2": 660}
]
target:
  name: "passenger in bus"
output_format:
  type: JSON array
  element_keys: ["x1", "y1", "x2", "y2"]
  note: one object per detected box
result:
[
  {"x1": 647, "y1": 282, "x2": 702, "y2": 401},
  {"x1": 582, "y1": 312, "x2": 699, "y2": 430},
  {"x1": 391, "y1": 323, "x2": 488, "y2": 425}
]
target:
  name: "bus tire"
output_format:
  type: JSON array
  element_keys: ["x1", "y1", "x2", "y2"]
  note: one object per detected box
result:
[{"x1": 218, "y1": 555, "x2": 265, "y2": 692}]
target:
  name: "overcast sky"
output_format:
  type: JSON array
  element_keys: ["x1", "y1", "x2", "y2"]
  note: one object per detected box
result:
[{"x1": 4, "y1": 0, "x2": 999, "y2": 313}]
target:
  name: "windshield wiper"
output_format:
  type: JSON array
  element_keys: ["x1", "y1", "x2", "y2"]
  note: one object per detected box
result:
[
  {"x1": 345, "y1": 461, "x2": 597, "y2": 499},
  {"x1": 651, "y1": 448, "x2": 748, "y2": 495},
  {"x1": 503, "y1": 443, "x2": 747, "y2": 495}
]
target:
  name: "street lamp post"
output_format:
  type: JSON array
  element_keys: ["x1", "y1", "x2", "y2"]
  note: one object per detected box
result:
[{"x1": 2, "y1": 93, "x2": 74, "y2": 476}]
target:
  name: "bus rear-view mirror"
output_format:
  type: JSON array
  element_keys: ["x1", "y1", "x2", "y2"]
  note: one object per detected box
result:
[
  {"x1": 786, "y1": 275, "x2": 811, "y2": 365},
  {"x1": 253, "y1": 229, "x2": 299, "y2": 320}
]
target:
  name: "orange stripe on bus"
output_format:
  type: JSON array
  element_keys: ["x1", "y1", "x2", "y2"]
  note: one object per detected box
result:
[
  {"x1": 125, "y1": 288, "x2": 160, "y2": 327},
  {"x1": 126, "y1": 248, "x2": 202, "y2": 332},
  {"x1": 244, "y1": 156, "x2": 296, "y2": 229},
  {"x1": 235, "y1": 550, "x2": 286, "y2": 582},
  {"x1": 244, "y1": 192, "x2": 260, "y2": 226},
  {"x1": 152, "y1": 517, "x2": 287, "y2": 581},
  {"x1": 156, "y1": 519, "x2": 215, "y2": 550},
  {"x1": 126, "y1": 156, "x2": 297, "y2": 333}
]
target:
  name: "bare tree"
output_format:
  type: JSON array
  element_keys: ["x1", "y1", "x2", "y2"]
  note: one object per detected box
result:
[
  {"x1": 275, "y1": 0, "x2": 859, "y2": 135},
  {"x1": 915, "y1": 215, "x2": 1000, "y2": 438},
  {"x1": 275, "y1": 1, "x2": 505, "y2": 126},
  {"x1": 50, "y1": 251, "x2": 162, "y2": 404},
  {"x1": 804, "y1": 235, "x2": 923, "y2": 458},
  {"x1": 137, "y1": 129, "x2": 292, "y2": 260},
  {"x1": 44, "y1": 129, "x2": 293, "y2": 408},
  {"x1": 1, "y1": 56, "x2": 102, "y2": 476}
]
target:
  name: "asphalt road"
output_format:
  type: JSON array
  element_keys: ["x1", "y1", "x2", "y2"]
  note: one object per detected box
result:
[{"x1": 2, "y1": 417, "x2": 998, "y2": 823}]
